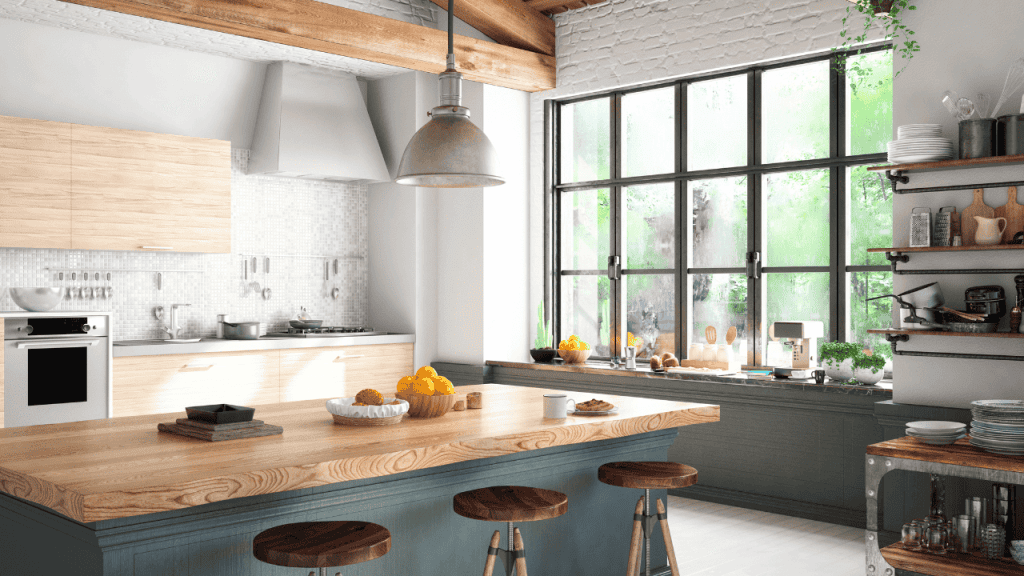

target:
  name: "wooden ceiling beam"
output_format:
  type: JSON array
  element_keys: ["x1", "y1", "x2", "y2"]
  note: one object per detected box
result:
[
  {"x1": 426, "y1": 0, "x2": 555, "y2": 56},
  {"x1": 58, "y1": 0, "x2": 555, "y2": 92}
]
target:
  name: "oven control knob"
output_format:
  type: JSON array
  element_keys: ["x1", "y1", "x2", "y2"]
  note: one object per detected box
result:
[
  {"x1": 81, "y1": 324, "x2": 91, "y2": 333},
  {"x1": 19, "y1": 325, "x2": 33, "y2": 334}
]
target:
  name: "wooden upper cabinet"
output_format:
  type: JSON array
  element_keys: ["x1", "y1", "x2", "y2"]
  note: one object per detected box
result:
[
  {"x1": 0, "y1": 115, "x2": 72, "y2": 249},
  {"x1": 70, "y1": 124, "x2": 232, "y2": 253}
]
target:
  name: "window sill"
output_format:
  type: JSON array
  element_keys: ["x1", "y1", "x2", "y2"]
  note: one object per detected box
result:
[{"x1": 485, "y1": 360, "x2": 893, "y2": 397}]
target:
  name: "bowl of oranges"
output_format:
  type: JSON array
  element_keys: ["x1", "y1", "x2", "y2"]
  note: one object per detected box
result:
[
  {"x1": 558, "y1": 335, "x2": 592, "y2": 364},
  {"x1": 395, "y1": 366, "x2": 457, "y2": 418}
]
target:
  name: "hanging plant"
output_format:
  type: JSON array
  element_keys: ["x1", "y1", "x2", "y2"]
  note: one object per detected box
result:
[{"x1": 833, "y1": 0, "x2": 919, "y2": 91}]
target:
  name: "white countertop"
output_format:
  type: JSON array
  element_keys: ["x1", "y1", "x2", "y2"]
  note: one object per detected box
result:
[
  {"x1": 112, "y1": 332, "x2": 415, "y2": 357},
  {"x1": 0, "y1": 310, "x2": 113, "y2": 317}
]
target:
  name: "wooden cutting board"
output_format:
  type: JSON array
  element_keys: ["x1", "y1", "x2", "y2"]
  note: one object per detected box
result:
[
  {"x1": 158, "y1": 422, "x2": 283, "y2": 441},
  {"x1": 994, "y1": 186, "x2": 1024, "y2": 244},
  {"x1": 174, "y1": 418, "x2": 264, "y2": 431},
  {"x1": 961, "y1": 188, "x2": 995, "y2": 246}
]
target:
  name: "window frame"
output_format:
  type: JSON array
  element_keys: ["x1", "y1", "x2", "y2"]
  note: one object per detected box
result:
[{"x1": 547, "y1": 44, "x2": 893, "y2": 363}]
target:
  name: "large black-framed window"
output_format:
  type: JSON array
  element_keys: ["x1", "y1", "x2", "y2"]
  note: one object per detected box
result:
[{"x1": 546, "y1": 45, "x2": 895, "y2": 365}]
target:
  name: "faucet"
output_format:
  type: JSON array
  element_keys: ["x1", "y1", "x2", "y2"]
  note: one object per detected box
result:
[{"x1": 161, "y1": 303, "x2": 191, "y2": 339}]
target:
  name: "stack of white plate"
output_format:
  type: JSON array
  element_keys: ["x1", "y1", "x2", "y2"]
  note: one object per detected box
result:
[
  {"x1": 888, "y1": 124, "x2": 953, "y2": 163},
  {"x1": 970, "y1": 400, "x2": 1024, "y2": 455},
  {"x1": 906, "y1": 420, "x2": 967, "y2": 445}
]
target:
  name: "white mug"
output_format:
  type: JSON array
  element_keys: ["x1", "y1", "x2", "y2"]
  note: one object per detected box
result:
[{"x1": 543, "y1": 394, "x2": 576, "y2": 418}]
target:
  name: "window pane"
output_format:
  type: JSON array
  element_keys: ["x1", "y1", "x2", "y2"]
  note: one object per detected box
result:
[
  {"x1": 764, "y1": 169, "x2": 829, "y2": 267},
  {"x1": 762, "y1": 61, "x2": 830, "y2": 163},
  {"x1": 625, "y1": 182, "x2": 675, "y2": 269},
  {"x1": 691, "y1": 273, "x2": 749, "y2": 360},
  {"x1": 560, "y1": 276, "x2": 610, "y2": 357},
  {"x1": 626, "y1": 274, "x2": 675, "y2": 358},
  {"x1": 691, "y1": 176, "x2": 747, "y2": 268},
  {"x1": 848, "y1": 165, "x2": 892, "y2": 266},
  {"x1": 846, "y1": 50, "x2": 893, "y2": 156},
  {"x1": 623, "y1": 88, "x2": 675, "y2": 178},
  {"x1": 560, "y1": 189, "x2": 609, "y2": 270},
  {"x1": 688, "y1": 75, "x2": 747, "y2": 170},
  {"x1": 560, "y1": 98, "x2": 610, "y2": 183},
  {"x1": 849, "y1": 271, "x2": 893, "y2": 353},
  {"x1": 766, "y1": 273, "x2": 830, "y2": 361}
]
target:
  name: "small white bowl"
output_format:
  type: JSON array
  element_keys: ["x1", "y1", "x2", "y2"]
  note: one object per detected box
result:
[
  {"x1": 1011, "y1": 547, "x2": 1024, "y2": 566},
  {"x1": 9, "y1": 287, "x2": 63, "y2": 312},
  {"x1": 326, "y1": 397, "x2": 409, "y2": 419}
]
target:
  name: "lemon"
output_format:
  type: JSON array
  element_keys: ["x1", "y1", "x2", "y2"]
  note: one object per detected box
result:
[{"x1": 415, "y1": 366, "x2": 438, "y2": 380}]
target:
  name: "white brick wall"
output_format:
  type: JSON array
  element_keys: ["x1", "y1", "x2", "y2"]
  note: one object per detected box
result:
[{"x1": 528, "y1": 0, "x2": 884, "y2": 315}]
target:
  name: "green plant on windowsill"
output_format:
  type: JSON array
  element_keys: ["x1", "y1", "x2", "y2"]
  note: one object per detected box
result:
[
  {"x1": 531, "y1": 302, "x2": 557, "y2": 363},
  {"x1": 820, "y1": 342, "x2": 861, "y2": 383},
  {"x1": 833, "y1": 0, "x2": 919, "y2": 92},
  {"x1": 852, "y1": 352, "x2": 887, "y2": 373}
]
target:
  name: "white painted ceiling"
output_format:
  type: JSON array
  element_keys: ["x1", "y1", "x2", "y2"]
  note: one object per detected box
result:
[{"x1": 0, "y1": 0, "x2": 444, "y2": 79}]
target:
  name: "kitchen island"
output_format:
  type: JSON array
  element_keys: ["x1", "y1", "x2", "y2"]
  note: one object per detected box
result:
[{"x1": 0, "y1": 383, "x2": 718, "y2": 575}]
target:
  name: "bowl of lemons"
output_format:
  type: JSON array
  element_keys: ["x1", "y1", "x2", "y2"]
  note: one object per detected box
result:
[
  {"x1": 395, "y1": 366, "x2": 457, "y2": 418},
  {"x1": 558, "y1": 335, "x2": 592, "y2": 364}
]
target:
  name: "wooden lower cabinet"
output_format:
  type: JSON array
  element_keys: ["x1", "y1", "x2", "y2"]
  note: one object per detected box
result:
[
  {"x1": 1, "y1": 318, "x2": 5, "y2": 428},
  {"x1": 280, "y1": 343, "x2": 414, "y2": 401},
  {"x1": 113, "y1": 350, "x2": 281, "y2": 418},
  {"x1": 112, "y1": 344, "x2": 414, "y2": 417}
]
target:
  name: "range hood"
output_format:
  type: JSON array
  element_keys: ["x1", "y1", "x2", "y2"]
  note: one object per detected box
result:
[{"x1": 249, "y1": 62, "x2": 390, "y2": 182}]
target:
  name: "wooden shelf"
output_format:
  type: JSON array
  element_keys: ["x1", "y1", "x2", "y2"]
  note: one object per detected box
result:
[
  {"x1": 868, "y1": 245, "x2": 1024, "y2": 253},
  {"x1": 881, "y1": 543, "x2": 1024, "y2": 576},
  {"x1": 867, "y1": 154, "x2": 1024, "y2": 173},
  {"x1": 867, "y1": 437, "x2": 1024, "y2": 473},
  {"x1": 869, "y1": 329, "x2": 1024, "y2": 339}
]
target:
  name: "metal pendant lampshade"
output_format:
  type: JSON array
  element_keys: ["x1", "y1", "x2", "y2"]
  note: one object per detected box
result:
[{"x1": 395, "y1": 0, "x2": 504, "y2": 188}]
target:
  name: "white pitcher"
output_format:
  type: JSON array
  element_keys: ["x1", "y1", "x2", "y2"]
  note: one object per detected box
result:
[{"x1": 974, "y1": 216, "x2": 1007, "y2": 245}]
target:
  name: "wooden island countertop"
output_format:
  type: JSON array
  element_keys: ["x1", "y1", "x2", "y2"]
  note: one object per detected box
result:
[{"x1": 0, "y1": 384, "x2": 718, "y2": 524}]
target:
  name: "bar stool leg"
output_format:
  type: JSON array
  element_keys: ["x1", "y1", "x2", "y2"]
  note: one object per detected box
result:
[
  {"x1": 513, "y1": 527, "x2": 528, "y2": 576},
  {"x1": 626, "y1": 497, "x2": 644, "y2": 576},
  {"x1": 644, "y1": 489, "x2": 651, "y2": 576},
  {"x1": 483, "y1": 530, "x2": 501, "y2": 576},
  {"x1": 656, "y1": 499, "x2": 680, "y2": 576}
]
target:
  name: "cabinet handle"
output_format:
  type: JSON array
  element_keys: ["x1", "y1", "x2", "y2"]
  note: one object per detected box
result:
[
  {"x1": 333, "y1": 355, "x2": 365, "y2": 362},
  {"x1": 179, "y1": 364, "x2": 214, "y2": 372},
  {"x1": 141, "y1": 246, "x2": 174, "y2": 251}
]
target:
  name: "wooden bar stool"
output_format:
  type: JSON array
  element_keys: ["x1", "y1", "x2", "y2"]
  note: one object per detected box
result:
[
  {"x1": 454, "y1": 485, "x2": 568, "y2": 576},
  {"x1": 253, "y1": 521, "x2": 391, "y2": 576},
  {"x1": 598, "y1": 462, "x2": 697, "y2": 576}
]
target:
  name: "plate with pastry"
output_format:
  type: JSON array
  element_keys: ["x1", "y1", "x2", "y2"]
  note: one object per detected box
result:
[
  {"x1": 326, "y1": 388, "x2": 409, "y2": 426},
  {"x1": 569, "y1": 398, "x2": 618, "y2": 416}
]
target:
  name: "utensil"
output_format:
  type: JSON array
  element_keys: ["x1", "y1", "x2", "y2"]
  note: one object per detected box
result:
[
  {"x1": 543, "y1": 394, "x2": 576, "y2": 419},
  {"x1": 9, "y1": 287, "x2": 64, "y2": 312},
  {"x1": 991, "y1": 58, "x2": 1024, "y2": 119},
  {"x1": 262, "y1": 287, "x2": 272, "y2": 300},
  {"x1": 705, "y1": 326, "x2": 716, "y2": 345},
  {"x1": 984, "y1": 524, "x2": 1007, "y2": 560},
  {"x1": 942, "y1": 90, "x2": 961, "y2": 119},
  {"x1": 900, "y1": 281, "x2": 944, "y2": 309},
  {"x1": 332, "y1": 287, "x2": 340, "y2": 300},
  {"x1": 725, "y1": 326, "x2": 737, "y2": 345},
  {"x1": 221, "y1": 321, "x2": 261, "y2": 340},
  {"x1": 974, "y1": 215, "x2": 1008, "y2": 246},
  {"x1": 939, "y1": 306, "x2": 987, "y2": 322},
  {"x1": 956, "y1": 515, "x2": 975, "y2": 553},
  {"x1": 957, "y1": 97, "x2": 976, "y2": 120},
  {"x1": 910, "y1": 207, "x2": 931, "y2": 247},
  {"x1": 289, "y1": 320, "x2": 323, "y2": 329},
  {"x1": 994, "y1": 187, "x2": 1023, "y2": 245},
  {"x1": 933, "y1": 206, "x2": 956, "y2": 247},
  {"x1": 977, "y1": 93, "x2": 993, "y2": 119},
  {"x1": 962, "y1": 189, "x2": 995, "y2": 246}
]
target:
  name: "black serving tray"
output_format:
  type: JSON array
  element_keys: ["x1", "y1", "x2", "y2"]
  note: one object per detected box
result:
[{"x1": 185, "y1": 404, "x2": 256, "y2": 424}]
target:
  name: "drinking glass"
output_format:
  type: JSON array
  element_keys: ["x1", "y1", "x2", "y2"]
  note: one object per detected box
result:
[
  {"x1": 902, "y1": 522, "x2": 924, "y2": 551},
  {"x1": 926, "y1": 524, "x2": 948, "y2": 555}
]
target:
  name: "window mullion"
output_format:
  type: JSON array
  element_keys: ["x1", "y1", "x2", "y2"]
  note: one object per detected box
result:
[
  {"x1": 748, "y1": 69, "x2": 763, "y2": 366},
  {"x1": 830, "y1": 52, "x2": 848, "y2": 344},
  {"x1": 611, "y1": 94, "x2": 624, "y2": 361},
  {"x1": 676, "y1": 81, "x2": 687, "y2": 360}
]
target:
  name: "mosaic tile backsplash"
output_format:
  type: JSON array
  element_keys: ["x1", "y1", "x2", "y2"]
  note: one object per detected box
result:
[{"x1": 0, "y1": 149, "x2": 369, "y2": 339}]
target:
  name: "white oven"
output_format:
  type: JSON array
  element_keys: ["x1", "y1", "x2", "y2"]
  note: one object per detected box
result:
[{"x1": 4, "y1": 316, "x2": 110, "y2": 427}]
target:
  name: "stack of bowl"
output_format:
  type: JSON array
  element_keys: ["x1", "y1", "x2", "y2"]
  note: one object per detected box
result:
[{"x1": 905, "y1": 421, "x2": 967, "y2": 445}]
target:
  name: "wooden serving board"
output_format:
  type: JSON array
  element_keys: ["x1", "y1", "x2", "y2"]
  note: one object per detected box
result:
[
  {"x1": 174, "y1": 418, "x2": 264, "y2": 431},
  {"x1": 994, "y1": 186, "x2": 1024, "y2": 243},
  {"x1": 961, "y1": 188, "x2": 995, "y2": 246},
  {"x1": 158, "y1": 422, "x2": 283, "y2": 442}
]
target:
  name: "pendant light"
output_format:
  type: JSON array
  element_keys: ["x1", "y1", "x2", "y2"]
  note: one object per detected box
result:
[{"x1": 395, "y1": 0, "x2": 504, "y2": 188}]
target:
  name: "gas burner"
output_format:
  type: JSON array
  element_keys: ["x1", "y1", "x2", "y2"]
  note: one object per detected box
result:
[{"x1": 271, "y1": 326, "x2": 382, "y2": 338}]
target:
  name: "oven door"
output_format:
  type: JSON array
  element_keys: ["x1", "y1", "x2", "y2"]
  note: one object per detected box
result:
[{"x1": 4, "y1": 337, "x2": 110, "y2": 427}]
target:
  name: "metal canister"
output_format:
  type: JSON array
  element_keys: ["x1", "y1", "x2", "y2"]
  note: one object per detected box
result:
[
  {"x1": 216, "y1": 314, "x2": 231, "y2": 338},
  {"x1": 997, "y1": 114, "x2": 1024, "y2": 156},
  {"x1": 960, "y1": 118, "x2": 997, "y2": 159}
]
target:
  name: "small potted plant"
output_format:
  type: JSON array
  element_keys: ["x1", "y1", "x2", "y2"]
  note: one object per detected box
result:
[
  {"x1": 820, "y1": 342, "x2": 860, "y2": 382},
  {"x1": 852, "y1": 350, "x2": 886, "y2": 385},
  {"x1": 530, "y1": 302, "x2": 556, "y2": 363}
]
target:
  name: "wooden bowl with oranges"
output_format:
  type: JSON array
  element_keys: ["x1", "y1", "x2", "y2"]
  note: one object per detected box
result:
[
  {"x1": 395, "y1": 366, "x2": 457, "y2": 418},
  {"x1": 558, "y1": 335, "x2": 592, "y2": 365}
]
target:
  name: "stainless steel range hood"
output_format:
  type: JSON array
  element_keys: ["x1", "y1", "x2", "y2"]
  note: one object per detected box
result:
[{"x1": 249, "y1": 62, "x2": 390, "y2": 182}]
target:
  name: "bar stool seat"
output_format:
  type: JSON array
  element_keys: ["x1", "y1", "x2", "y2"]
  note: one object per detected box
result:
[
  {"x1": 598, "y1": 461, "x2": 697, "y2": 490},
  {"x1": 454, "y1": 485, "x2": 568, "y2": 522},
  {"x1": 454, "y1": 485, "x2": 568, "y2": 576},
  {"x1": 253, "y1": 521, "x2": 390, "y2": 575}
]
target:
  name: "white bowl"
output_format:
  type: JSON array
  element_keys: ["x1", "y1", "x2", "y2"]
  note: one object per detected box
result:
[
  {"x1": 325, "y1": 397, "x2": 409, "y2": 419},
  {"x1": 9, "y1": 287, "x2": 63, "y2": 312}
]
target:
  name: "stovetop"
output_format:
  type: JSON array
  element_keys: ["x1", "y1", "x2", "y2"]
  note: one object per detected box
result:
[{"x1": 267, "y1": 327, "x2": 386, "y2": 338}]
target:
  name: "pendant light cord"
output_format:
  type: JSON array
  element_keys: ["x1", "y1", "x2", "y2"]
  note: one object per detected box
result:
[{"x1": 448, "y1": 0, "x2": 454, "y2": 58}]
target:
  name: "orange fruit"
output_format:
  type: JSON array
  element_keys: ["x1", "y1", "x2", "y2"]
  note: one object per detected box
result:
[
  {"x1": 433, "y1": 377, "x2": 454, "y2": 396},
  {"x1": 397, "y1": 375, "x2": 415, "y2": 393},
  {"x1": 412, "y1": 377, "x2": 436, "y2": 395},
  {"x1": 415, "y1": 366, "x2": 438, "y2": 380}
]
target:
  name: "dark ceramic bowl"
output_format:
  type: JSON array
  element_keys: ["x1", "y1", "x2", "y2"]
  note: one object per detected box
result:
[
  {"x1": 185, "y1": 404, "x2": 256, "y2": 424},
  {"x1": 530, "y1": 348, "x2": 557, "y2": 363}
]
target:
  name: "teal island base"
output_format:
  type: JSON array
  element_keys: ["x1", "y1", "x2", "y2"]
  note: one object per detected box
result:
[{"x1": 0, "y1": 430, "x2": 678, "y2": 575}]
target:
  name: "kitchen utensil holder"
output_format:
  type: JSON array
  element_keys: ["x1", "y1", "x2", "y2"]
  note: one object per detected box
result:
[
  {"x1": 960, "y1": 118, "x2": 998, "y2": 159},
  {"x1": 998, "y1": 114, "x2": 1024, "y2": 156}
]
